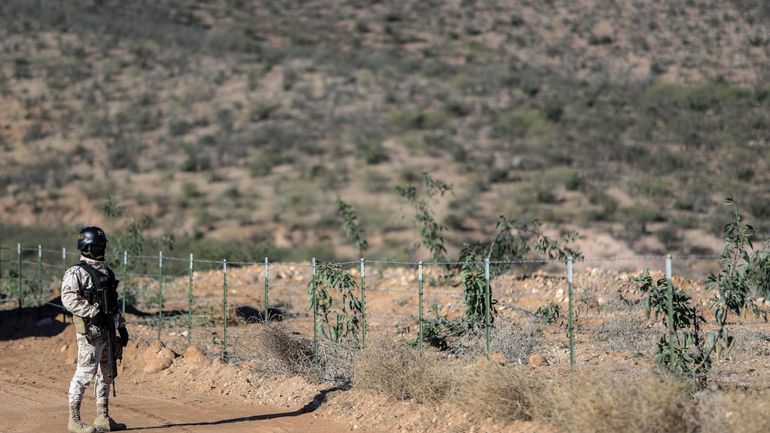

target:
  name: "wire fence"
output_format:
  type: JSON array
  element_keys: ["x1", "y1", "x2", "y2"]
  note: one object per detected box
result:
[{"x1": 4, "y1": 241, "x2": 770, "y2": 385}]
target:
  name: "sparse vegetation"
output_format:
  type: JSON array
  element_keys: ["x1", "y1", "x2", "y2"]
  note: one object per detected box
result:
[
  {"x1": 4, "y1": 4, "x2": 770, "y2": 429},
  {"x1": 396, "y1": 172, "x2": 452, "y2": 262},
  {"x1": 352, "y1": 339, "x2": 770, "y2": 433},
  {"x1": 1, "y1": 0, "x2": 769, "y2": 258},
  {"x1": 308, "y1": 262, "x2": 364, "y2": 346},
  {"x1": 635, "y1": 196, "x2": 770, "y2": 387},
  {"x1": 337, "y1": 199, "x2": 368, "y2": 257},
  {"x1": 353, "y1": 337, "x2": 451, "y2": 403}
]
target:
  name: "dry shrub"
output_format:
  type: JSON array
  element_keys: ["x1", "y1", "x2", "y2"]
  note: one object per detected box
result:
[
  {"x1": 246, "y1": 325, "x2": 320, "y2": 379},
  {"x1": 593, "y1": 312, "x2": 653, "y2": 355},
  {"x1": 449, "y1": 320, "x2": 549, "y2": 364},
  {"x1": 695, "y1": 389, "x2": 770, "y2": 433},
  {"x1": 544, "y1": 372, "x2": 696, "y2": 433},
  {"x1": 453, "y1": 365, "x2": 549, "y2": 421},
  {"x1": 492, "y1": 320, "x2": 549, "y2": 363},
  {"x1": 454, "y1": 367, "x2": 696, "y2": 433},
  {"x1": 353, "y1": 337, "x2": 451, "y2": 403}
]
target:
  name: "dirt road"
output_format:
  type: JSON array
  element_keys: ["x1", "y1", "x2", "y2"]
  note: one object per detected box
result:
[{"x1": 0, "y1": 332, "x2": 358, "y2": 433}]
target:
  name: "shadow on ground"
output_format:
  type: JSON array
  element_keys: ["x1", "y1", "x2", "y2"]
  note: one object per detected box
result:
[
  {"x1": 123, "y1": 387, "x2": 342, "y2": 431},
  {"x1": 0, "y1": 297, "x2": 69, "y2": 341},
  {"x1": 234, "y1": 305, "x2": 287, "y2": 323}
]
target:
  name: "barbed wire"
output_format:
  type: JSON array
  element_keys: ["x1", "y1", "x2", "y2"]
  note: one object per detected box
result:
[
  {"x1": 3, "y1": 243, "x2": 736, "y2": 269},
  {"x1": 41, "y1": 247, "x2": 66, "y2": 255}
]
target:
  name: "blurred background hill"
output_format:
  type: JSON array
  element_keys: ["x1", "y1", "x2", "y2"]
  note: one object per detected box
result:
[{"x1": 1, "y1": 0, "x2": 769, "y2": 260}]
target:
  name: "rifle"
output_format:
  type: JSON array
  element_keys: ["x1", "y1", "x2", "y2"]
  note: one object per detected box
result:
[
  {"x1": 79, "y1": 263, "x2": 121, "y2": 397},
  {"x1": 99, "y1": 278, "x2": 120, "y2": 397}
]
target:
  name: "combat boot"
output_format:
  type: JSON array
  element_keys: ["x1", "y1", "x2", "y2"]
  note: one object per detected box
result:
[
  {"x1": 93, "y1": 402, "x2": 126, "y2": 432},
  {"x1": 68, "y1": 401, "x2": 96, "y2": 433}
]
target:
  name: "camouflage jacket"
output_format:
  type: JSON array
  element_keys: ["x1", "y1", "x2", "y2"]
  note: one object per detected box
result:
[{"x1": 61, "y1": 255, "x2": 126, "y2": 334}]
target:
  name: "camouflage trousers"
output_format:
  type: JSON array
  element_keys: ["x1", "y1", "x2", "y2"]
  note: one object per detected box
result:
[{"x1": 67, "y1": 333, "x2": 113, "y2": 407}]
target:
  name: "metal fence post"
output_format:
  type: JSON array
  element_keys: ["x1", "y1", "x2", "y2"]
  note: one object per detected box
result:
[
  {"x1": 121, "y1": 251, "x2": 128, "y2": 315},
  {"x1": 666, "y1": 254, "x2": 675, "y2": 371},
  {"x1": 157, "y1": 251, "x2": 164, "y2": 341},
  {"x1": 62, "y1": 247, "x2": 67, "y2": 272},
  {"x1": 567, "y1": 256, "x2": 575, "y2": 369},
  {"x1": 17, "y1": 243, "x2": 22, "y2": 313},
  {"x1": 418, "y1": 261, "x2": 424, "y2": 353},
  {"x1": 37, "y1": 245, "x2": 43, "y2": 302},
  {"x1": 222, "y1": 258, "x2": 228, "y2": 361},
  {"x1": 264, "y1": 257, "x2": 269, "y2": 326},
  {"x1": 484, "y1": 258, "x2": 491, "y2": 359},
  {"x1": 188, "y1": 253, "x2": 194, "y2": 346},
  {"x1": 360, "y1": 257, "x2": 367, "y2": 348},
  {"x1": 311, "y1": 257, "x2": 318, "y2": 356}
]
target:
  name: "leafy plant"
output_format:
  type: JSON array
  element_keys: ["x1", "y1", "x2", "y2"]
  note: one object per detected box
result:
[
  {"x1": 636, "y1": 196, "x2": 769, "y2": 387},
  {"x1": 101, "y1": 196, "x2": 125, "y2": 218},
  {"x1": 396, "y1": 171, "x2": 452, "y2": 262},
  {"x1": 535, "y1": 302, "x2": 561, "y2": 324},
  {"x1": 416, "y1": 305, "x2": 467, "y2": 350},
  {"x1": 634, "y1": 269, "x2": 710, "y2": 385},
  {"x1": 706, "y1": 196, "x2": 770, "y2": 318},
  {"x1": 457, "y1": 216, "x2": 582, "y2": 327},
  {"x1": 703, "y1": 197, "x2": 768, "y2": 361},
  {"x1": 308, "y1": 262, "x2": 364, "y2": 345},
  {"x1": 337, "y1": 198, "x2": 368, "y2": 257}
]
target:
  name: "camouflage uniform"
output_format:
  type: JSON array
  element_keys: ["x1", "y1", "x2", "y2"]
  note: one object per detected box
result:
[{"x1": 61, "y1": 255, "x2": 126, "y2": 433}]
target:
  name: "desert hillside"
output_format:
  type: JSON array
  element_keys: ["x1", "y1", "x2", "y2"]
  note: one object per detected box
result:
[{"x1": 1, "y1": 0, "x2": 769, "y2": 259}]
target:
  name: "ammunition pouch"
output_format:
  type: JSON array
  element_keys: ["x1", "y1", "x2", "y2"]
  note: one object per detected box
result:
[
  {"x1": 82, "y1": 287, "x2": 96, "y2": 305},
  {"x1": 73, "y1": 315, "x2": 87, "y2": 334}
]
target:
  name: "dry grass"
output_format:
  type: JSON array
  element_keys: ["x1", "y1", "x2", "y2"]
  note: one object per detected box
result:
[
  {"x1": 544, "y1": 372, "x2": 695, "y2": 433},
  {"x1": 353, "y1": 337, "x2": 452, "y2": 403},
  {"x1": 491, "y1": 320, "x2": 550, "y2": 364},
  {"x1": 695, "y1": 389, "x2": 770, "y2": 433},
  {"x1": 453, "y1": 364, "x2": 549, "y2": 421},
  {"x1": 592, "y1": 311, "x2": 654, "y2": 355},
  {"x1": 240, "y1": 325, "x2": 321, "y2": 380},
  {"x1": 352, "y1": 338, "x2": 696, "y2": 432},
  {"x1": 447, "y1": 319, "x2": 550, "y2": 364},
  {"x1": 454, "y1": 366, "x2": 697, "y2": 433}
]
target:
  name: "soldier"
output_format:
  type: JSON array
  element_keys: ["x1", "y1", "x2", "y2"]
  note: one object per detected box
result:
[{"x1": 61, "y1": 227, "x2": 129, "y2": 433}]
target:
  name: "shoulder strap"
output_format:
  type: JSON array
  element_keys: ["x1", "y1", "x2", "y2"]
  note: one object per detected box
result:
[{"x1": 77, "y1": 261, "x2": 104, "y2": 291}]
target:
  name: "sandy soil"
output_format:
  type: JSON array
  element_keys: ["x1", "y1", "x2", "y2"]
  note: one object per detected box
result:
[
  {"x1": 3, "y1": 262, "x2": 770, "y2": 433},
  {"x1": 0, "y1": 328, "x2": 366, "y2": 433}
]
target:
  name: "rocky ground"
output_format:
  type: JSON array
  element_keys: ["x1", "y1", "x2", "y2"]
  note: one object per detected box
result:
[{"x1": 2, "y1": 264, "x2": 770, "y2": 433}]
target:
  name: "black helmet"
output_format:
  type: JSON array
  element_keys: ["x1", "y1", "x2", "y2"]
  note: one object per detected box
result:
[{"x1": 78, "y1": 226, "x2": 108, "y2": 252}]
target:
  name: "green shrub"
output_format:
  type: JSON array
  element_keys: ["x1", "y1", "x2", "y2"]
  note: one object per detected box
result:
[
  {"x1": 249, "y1": 98, "x2": 278, "y2": 122},
  {"x1": 655, "y1": 225, "x2": 683, "y2": 251},
  {"x1": 363, "y1": 170, "x2": 391, "y2": 193},
  {"x1": 535, "y1": 302, "x2": 561, "y2": 324},
  {"x1": 168, "y1": 117, "x2": 193, "y2": 136},
  {"x1": 22, "y1": 122, "x2": 47, "y2": 143},
  {"x1": 388, "y1": 110, "x2": 447, "y2": 130},
  {"x1": 354, "y1": 136, "x2": 388, "y2": 164},
  {"x1": 619, "y1": 203, "x2": 662, "y2": 240},
  {"x1": 491, "y1": 108, "x2": 550, "y2": 139},
  {"x1": 249, "y1": 148, "x2": 287, "y2": 177},
  {"x1": 107, "y1": 138, "x2": 144, "y2": 170}
]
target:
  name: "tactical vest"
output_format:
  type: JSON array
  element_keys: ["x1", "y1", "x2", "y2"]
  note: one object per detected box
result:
[{"x1": 77, "y1": 262, "x2": 120, "y2": 314}]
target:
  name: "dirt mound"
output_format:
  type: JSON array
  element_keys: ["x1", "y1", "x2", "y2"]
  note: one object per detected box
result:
[
  {"x1": 182, "y1": 346, "x2": 208, "y2": 367},
  {"x1": 527, "y1": 353, "x2": 549, "y2": 367},
  {"x1": 138, "y1": 341, "x2": 178, "y2": 373}
]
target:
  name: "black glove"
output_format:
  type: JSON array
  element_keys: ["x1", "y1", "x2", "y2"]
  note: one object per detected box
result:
[
  {"x1": 91, "y1": 312, "x2": 110, "y2": 327},
  {"x1": 118, "y1": 326, "x2": 129, "y2": 347}
]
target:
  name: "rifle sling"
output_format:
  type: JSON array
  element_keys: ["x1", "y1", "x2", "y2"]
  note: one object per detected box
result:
[{"x1": 77, "y1": 262, "x2": 116, "y2": 312}]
